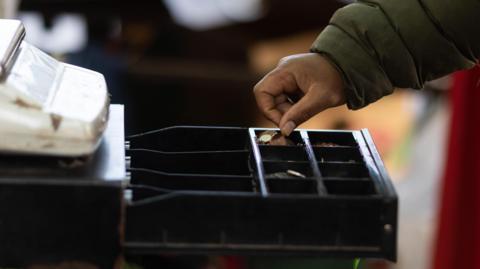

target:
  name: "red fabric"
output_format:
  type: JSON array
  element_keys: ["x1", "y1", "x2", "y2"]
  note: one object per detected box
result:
[
  {"x1": 221, "y1": 256, "x2": 247, "y2": 269},
  {"x1": 433, "y1": 66, "x2": 480, "y2": 269}
]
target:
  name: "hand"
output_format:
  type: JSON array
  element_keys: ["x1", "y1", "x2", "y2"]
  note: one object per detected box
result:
[{"x1": 253, "y1": 53, "x2": 346, "y2": 135}]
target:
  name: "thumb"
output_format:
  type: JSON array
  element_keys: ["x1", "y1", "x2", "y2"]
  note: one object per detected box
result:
[{"x1": 279, "y1": 89, "x2": 326, "y2": 136}]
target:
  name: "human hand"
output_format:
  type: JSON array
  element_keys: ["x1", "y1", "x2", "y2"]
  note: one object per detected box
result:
[{"x1": 253, "y1": 53, "x2": 346, "y2": 135}]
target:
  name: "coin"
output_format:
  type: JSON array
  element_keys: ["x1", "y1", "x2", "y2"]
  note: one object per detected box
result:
[
  {"x1": 256, "y1": 130, "x2": 278, "y2": 144},
  {"x1": 314, "y1": 142, "x2": 340, "y2": 147},
  {"x1": 256, "y1": 130, "x2": 296, "y2": 146},
  {"x1": 286, "y1": 169, "x2": 306, "y2": 178}
]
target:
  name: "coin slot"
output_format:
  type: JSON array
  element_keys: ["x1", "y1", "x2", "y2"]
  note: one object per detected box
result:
[
  {"x1": 128, "y1": 149, "x2": 251, "y2": 176},
  {"x1": 128, "y1": 127, "x2": 249, "y2": 152},
  {"x1": 254, "y1": 130, "x2": 304, "y2": 146},
  {"x1": 308, "y1": 131, "x2": 358, "y2": 147},
  {"x1": 324, "y1": 179, "x2": 376, "y2": 195},
  {"x1": 318, "y1": 162, "x2": 369, "y2": 178},
  {"x1": 313, "y1": 147, "x2": 362, "y2": 163},
  {"x1": 263, "y1": 161, "x2": 314, "y2": 179},
  {"x1": 129, "y1": 169, "x2": 255, "y2": 197},
  {"x1": 267, "y1": 179, "x2": 318, "y2": 194},
  {"x1": 259, "y1": 145, "x2": 308, "y2": 162}
]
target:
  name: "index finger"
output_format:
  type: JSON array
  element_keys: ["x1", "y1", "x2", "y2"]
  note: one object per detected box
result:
[{"x1": 253, "y1": 71, "x2": 296, "y2": 125}]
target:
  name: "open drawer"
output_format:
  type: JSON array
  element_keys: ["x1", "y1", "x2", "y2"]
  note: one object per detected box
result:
[{"x1": 124, "y1": 126, "x2": 397, "y2": 261}]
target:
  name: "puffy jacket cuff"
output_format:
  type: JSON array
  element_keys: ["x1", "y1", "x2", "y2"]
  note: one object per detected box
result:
[{"x1": 311, "y1": 25, "x2": 393, "y2": 110}]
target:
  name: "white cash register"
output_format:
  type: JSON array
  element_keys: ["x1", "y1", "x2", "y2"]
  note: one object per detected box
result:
[{"x1": 0, "y1": 19, "x2": 109, "y2": 156}]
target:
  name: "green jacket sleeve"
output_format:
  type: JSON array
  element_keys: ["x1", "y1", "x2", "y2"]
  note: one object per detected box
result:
[{"x1": 311, "y1": 0, "x2": 480, "y2": 110}]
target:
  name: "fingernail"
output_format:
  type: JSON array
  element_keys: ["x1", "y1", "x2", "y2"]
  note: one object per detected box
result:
[{"x1": 281, "y1": 121, "x2": 296, "y2": 136}]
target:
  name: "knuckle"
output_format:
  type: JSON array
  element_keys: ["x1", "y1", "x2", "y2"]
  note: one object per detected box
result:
[
  {"x1": 278, "y1": 56, "x2": 291, "y2": 66},
  {"x1": 253, "y1": 79, "x2": 267, "y2": 94},
  {"x1": 325, "y1": 91, "x2": 343, "y2": 107},
  {"x1": 253, "y1": 83, "x2": 260, "y2": 93},
  {"x1": 278, "y1": 54, "x2": 302, "y2": 67}
]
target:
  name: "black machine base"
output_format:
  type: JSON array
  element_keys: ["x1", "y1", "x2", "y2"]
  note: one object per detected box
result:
[{"x1": 0, "y1": 108, "x2": 397, "y2": 268}]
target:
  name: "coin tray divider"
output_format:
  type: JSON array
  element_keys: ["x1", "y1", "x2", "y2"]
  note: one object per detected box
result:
[
  {"x1": 249, "y1": 128, "x2": 384, "y2": 197},
  {"x1": 249, "y1": 128, "x2": 328, "y2": 196}
]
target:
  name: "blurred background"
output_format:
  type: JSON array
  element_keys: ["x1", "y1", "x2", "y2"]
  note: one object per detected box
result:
[{"x1": 1, "y1": 1, "x2": 451, "y2": 269}]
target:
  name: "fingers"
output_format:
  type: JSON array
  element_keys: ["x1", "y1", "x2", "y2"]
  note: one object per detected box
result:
[
  {"x1": 254, "y1": 71, "x2": 298, "y2": 125},
  {"x1": 254, "y1": 68, "x2": 324, "y2": 135},
  {"x1": 279, "y1": 87, "x2": 328, "y2": 136},
  {"x1": 276, "y1": 102, "x2": 292, "y2": 115},
  {"x1": 253, "y1": 53, "x2": 347, "y2": 135},
  {"x1": 275, "y1": 94, "x2": 293, "y2": 114},
  {"x1": 254, "y1": 89, "x2": 283, "y2": 125}
]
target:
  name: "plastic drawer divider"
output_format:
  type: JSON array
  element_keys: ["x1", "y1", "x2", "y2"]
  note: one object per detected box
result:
[
  {"x1": 248, "y1": 128, "x2": 268, "y2": 196},
  {"x1": 300, "y1": 130, "x2": 327, "y2": 195},
  {"x1": 248, "y1": 128, "x2": 328, "y2": 196}
]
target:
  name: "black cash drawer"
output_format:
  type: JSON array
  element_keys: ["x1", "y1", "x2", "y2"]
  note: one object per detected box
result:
[{"x1": 124, "y1": 126, "x2": 397, "y2": 261}]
